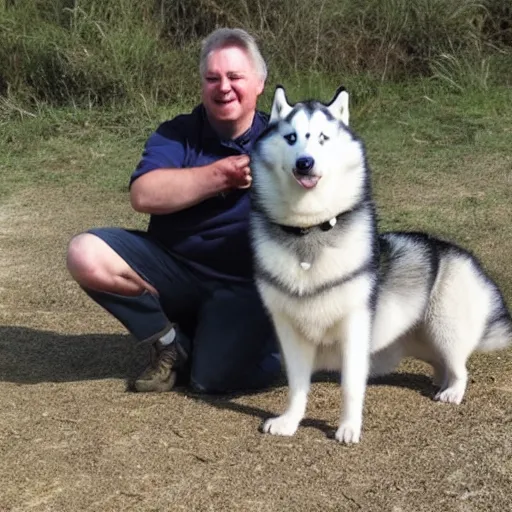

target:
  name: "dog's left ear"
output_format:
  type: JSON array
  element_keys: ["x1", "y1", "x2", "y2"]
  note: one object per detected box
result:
[
  {"x1": 327, "y1": 86, "x2": 349, "y2": 126},
  {"x1": 270, "y1": 86, "x2": 293, "y2": 123}
]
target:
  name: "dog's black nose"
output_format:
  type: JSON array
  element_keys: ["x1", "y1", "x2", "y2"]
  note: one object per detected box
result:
[{"x1": 295, "y1": 156, "x2": 315, "y2": 175}]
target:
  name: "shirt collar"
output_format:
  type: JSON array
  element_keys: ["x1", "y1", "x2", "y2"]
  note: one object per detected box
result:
[{"x1": 199, "y1": 104, "x2": 268, "y2": 152}]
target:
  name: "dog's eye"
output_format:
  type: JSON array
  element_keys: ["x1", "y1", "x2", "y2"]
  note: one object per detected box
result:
[
  {"x1": 319, "y1": 133, "x2": 329, "y2": 145},
  {"x1": 284, "y1": 133, "x2": 297, "y2": 145}
]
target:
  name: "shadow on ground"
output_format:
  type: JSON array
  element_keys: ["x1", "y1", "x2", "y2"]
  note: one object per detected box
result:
[
  {"x1": 0, "y1": 325, "x2": 436, "y2": 429},
  {"x1": 0, "y1": 326, "x2": 140, "y2": 383},
  {"x1": 181, "y1": 371, "x2": 436, "y2": 436}
]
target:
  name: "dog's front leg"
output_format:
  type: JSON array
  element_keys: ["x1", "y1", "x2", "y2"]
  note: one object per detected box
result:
[
  {"x1": 263, "y1": 315, "x2": 315, "y2": 437},
  {"x1": 336, "y1": 309, "x2": 371, "y2": 444}
]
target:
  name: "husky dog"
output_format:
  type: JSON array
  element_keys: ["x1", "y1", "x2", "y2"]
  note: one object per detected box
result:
[{"x1": 249, "y1": 85, "x2": 512, "y2": 444}]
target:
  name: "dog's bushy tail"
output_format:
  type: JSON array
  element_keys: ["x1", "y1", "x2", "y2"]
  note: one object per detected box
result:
[{"x1": 479, "y1": 306, "x2": 512, "y2": 352}]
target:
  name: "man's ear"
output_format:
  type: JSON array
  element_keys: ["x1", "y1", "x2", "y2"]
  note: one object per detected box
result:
[
  {"x1": 326, "y1": 86, "x2": 349, "y2": 126},
  {"x1": 270, "y1": 85, "x2": 293, "y2": 123},
  {"x1": 256, "y1": 78, "x2": 265, "y2": 97}
]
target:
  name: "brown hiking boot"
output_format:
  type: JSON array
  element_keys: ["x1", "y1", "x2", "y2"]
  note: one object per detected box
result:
[{"x1": 133, "y1": 341, "x2": 181, "y2": 392}]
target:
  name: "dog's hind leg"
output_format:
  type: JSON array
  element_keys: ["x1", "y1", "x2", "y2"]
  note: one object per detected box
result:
[
  {"x1": 433, "y1": 354, "x2": 469, "y2": 404},
  {"x1": 425, "y1": 262, "x2": 489, "y2": 404},
  {"x1": 335, "y1": 309, "x2": 371, "y2": 444},
  {"x1": 263, "y1": 315, "x2": 316, "y2": 437},
  {"x1": 425, "y1": 321, "x2": 475, "y2": 405}
]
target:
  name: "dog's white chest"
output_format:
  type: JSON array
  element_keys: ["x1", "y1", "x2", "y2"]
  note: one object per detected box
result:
[{"x1": 298, "y1": 217, "x2": 338, "y2": 272}]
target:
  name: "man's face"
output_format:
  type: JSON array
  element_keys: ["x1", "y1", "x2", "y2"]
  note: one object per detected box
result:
[{"x1": 201, "y1": 45, "x2": 264, "y2": 135}]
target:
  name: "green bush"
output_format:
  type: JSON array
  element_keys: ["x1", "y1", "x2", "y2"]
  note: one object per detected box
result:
[
  {"x1": 0, "y1": 0, "x2": 510, "y2": 110},
  {"x1": 0, "y1": 0, "x2": 199, "y2": 109}
]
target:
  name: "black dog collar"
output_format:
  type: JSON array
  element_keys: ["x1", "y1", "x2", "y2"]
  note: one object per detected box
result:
[
  {"x1": 274, "y1": 201, "x2": 370, "y2": 237},
  {"x1": 277, "y1": 217, "x2": 338, "y2": 236}
]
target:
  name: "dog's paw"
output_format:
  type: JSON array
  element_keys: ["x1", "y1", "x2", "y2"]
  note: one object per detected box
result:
[
  {"x1": 335, "y1": 421, "x2": 361, "y2": 444},
  {"x1": 435, "y1": 386, "x2": 464, "y2": 405},
  {"x1": 263, "y1": 415, "x2": 299, "y2": 437}
]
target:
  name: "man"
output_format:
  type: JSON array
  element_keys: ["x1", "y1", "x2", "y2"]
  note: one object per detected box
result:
[{"x1": 67, "y1": 28, "x2": 280, "y2": 393}]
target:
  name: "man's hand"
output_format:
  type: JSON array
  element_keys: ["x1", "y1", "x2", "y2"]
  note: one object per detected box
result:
[{"x1": 215, "y1": 155, "x2": 252, "y2": 190}]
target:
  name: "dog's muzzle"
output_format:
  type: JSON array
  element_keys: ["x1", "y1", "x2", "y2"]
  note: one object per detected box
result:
[{"x1": 293, "y1": 156, "x2": 321, "y2": 189}]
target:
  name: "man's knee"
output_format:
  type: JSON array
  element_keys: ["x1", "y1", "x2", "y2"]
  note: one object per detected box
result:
[
  {"x1": 67, "y1": 233, "x2": 96, "y2": 279},
  {"x1": 67, "y1": 233, "x2": 118, "y2": 290}
]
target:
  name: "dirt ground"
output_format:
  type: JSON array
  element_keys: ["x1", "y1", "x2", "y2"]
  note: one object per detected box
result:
[{"x1": 0, "y1": 187, "x2": 511, "y2": 512}]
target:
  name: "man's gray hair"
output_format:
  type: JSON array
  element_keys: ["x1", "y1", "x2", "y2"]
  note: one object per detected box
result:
[{"x1": 199, "y1": 28, "x2": 267, "y2": 81}]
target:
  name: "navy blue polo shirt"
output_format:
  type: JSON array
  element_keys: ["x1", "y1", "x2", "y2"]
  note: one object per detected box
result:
[{"x1": 130, "y1": 104, "x2": 269, "y2": 282}]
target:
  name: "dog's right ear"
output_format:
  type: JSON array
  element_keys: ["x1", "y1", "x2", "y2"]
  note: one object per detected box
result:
[
  {"x1": 327, "y1": 86, "x2": 349, "y2": 126},
  {"x1": 270, "y1": 86, "x2": 293, "y2": 123}
]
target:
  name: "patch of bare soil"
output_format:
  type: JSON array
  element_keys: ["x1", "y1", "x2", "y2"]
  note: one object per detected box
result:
[{"x1": 1, "y1": 187, "x2": 511, "y2": 511}]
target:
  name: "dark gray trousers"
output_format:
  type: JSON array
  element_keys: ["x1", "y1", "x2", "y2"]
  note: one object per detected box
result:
[{"x1": 84, "y1": 228, "x2": 280, "y2": 392}]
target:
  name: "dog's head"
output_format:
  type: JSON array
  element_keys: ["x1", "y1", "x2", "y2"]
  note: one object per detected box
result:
[{"x1": 251, "y1": 85, "x2": 367, "y2": 225}]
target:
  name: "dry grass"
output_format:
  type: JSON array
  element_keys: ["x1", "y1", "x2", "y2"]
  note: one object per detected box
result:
[{"x1": 1, "y1": 84, "x2": 511, "y2": 510}]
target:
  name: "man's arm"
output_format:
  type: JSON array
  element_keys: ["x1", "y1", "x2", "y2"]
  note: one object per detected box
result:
[{"x1": 130, "y1": 155, "x2": 252, "y2": 215}]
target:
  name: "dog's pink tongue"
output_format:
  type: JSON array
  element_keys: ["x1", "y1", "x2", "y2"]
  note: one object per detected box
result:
[{"x1": 296, "y1": 175, "x2": 320, "y2": 189}]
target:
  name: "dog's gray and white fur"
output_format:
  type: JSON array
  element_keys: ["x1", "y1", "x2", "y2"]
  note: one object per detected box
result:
[{"x1": 250, "y1": 85, "x2": 512, "y2": 444}]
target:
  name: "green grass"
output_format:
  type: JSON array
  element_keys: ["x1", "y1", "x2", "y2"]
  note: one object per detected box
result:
[
  {"x1": 0, "y1": 80, "x2": 510, "y2": 301},
  {"x1": 2, "y1": 80, "x2": 510, "y2": 196},
  {"x1": 0, "y1": 102, "x2": 190, "y2": 198},
  {"x1": 1, "y1": 0, "x2": 511, "y2": 109},
  {"x1": 356, "y1": 82, "x2": 512, "y2": 299}
]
